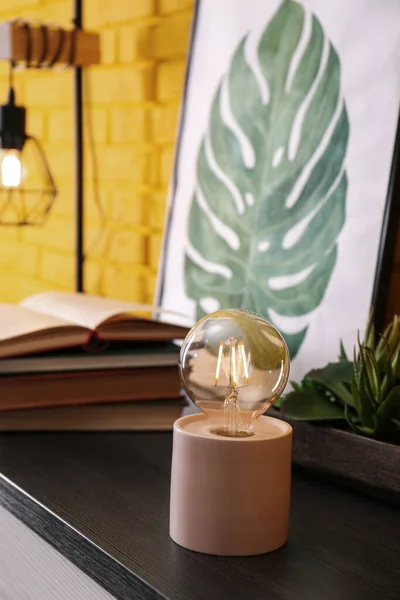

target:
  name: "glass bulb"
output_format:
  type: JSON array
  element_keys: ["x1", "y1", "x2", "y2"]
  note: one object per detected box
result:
[
  {"x1": 1, "y1": 150, "x2": 22, "y2": 187},
  {"x1": 179, "y1": 309, "x2": 290, "y2": 438}
]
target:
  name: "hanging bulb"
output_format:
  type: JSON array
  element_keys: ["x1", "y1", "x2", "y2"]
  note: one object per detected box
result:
[
  {"x1": 1, "y1": 150, "x2": 22, "y2": 187},
  {"x1": 179, "y1": 309, "x2": 290, "y2": 437},
  {"x1": 0, "y1": 84, "x2": 25, "y2": 190},
  {"x1": 0, "y1": 76, "x2": 57, "y2": 224}
]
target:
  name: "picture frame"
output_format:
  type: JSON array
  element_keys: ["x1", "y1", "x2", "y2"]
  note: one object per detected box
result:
[{"x1": 157, "y1": 0, "x2": 400, "y2": 381}]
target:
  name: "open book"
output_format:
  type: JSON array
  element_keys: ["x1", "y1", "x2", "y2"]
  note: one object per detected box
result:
[{"x1": 0, "y1": 292, "x2": 188, "y2": 358}]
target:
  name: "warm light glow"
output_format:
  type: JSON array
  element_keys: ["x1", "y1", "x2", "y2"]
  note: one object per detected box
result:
[
  {"x1": 214, "y1": 341, "x2": 224, "y2": 386},
  {"x1": 231, "y1": 340, "x2": 237, "y2": 387},
  {"x1": 1, "y1": 151, "x2": 22, "y2": 187},
  {"x1": 214, "y1": 339, "x2": 251, "y2": 389},
  {"x1": 239, "y1": 340, "x2": 249, "y2": 383}
]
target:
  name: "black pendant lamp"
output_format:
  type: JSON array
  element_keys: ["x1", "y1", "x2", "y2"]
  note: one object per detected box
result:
[{"x1": 0, "y1": 69, "x2": 56, "y2": 225}]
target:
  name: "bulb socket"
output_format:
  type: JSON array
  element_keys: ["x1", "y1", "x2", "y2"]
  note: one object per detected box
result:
[{"x1": 0, "y1": 90, "x2": 26, "y2": 151}]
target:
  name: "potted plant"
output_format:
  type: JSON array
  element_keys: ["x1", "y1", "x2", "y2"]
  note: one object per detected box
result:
[{"x1": 272, "y1": 317, "x2": 400, "y2": 504}]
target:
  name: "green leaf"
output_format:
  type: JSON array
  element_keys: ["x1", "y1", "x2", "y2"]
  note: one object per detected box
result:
[
  {"x1": 306, "y1": 360, "x2": 355, "y2": 406},
  {"x1": 387, "y1": 316, "x2": 400, "y2": 355},
  {"x1": 375, "y1": 333, "x2": 390, "y2": 369},
  {"x1": 381, "y1": 355, "x2": 395, "y2": 399},
  {"x1": 339, "y1": 340, "x2": 348, "y2": 361},
  {"x1": 307, "y1": 360, "x2": 353, "y2": 383},
  {"x1": 290, "y1": 377, "x2": 318, "y2": 393},
  {"x1": 382, "y1": 362, "x2": 396, "y2": 398},
  {"x1": 364, "y1": 320, "x2": 375, "y2": 351},
  {"x1": 378, "y1": 386, "x2": 400, "y2": 421},
  {"x1": 344, "y1": 403, "x2": 356, "y2": 431},
  {"x1": 281, "y1": 389, "x2": 345, "y2": 421},
  {"x1": 351, "y1": 378, "x2": 360, "y2": 417},
  {"x1": 184, "y1": 0, "x2": 349, "y2": 359},
  {"x1": 390, "y1": 343, "x2": 400, "y2": 374},
  {"x1": 345, "y1": 400, "x2": 375, "y2": 435},
  {"x1": 351, "y1": 348, "x2": 361, "y2": 414},
  {"x1": 363, "y1": 347, "x2": 381, "y2": 404},
  {"x1": 291, "y1": 382, "x2": 303, "y2": 392},
  {"x1": 357, "y1": 368, "x2": 377, "y2": 429},
  {"x1": 358, "y1": 343, "x2": 376, "y2": 405},
  {"x1": 344, "y1": 403, "x2": 362, "y2": 431},
  {"x1": 354, "y1": 424, "x2": 376, "y2": 436}
]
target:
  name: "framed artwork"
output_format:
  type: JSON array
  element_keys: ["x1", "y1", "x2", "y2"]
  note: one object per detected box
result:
[{"x1": 156, "y1": 0, "x2": 400, "y2": 382}]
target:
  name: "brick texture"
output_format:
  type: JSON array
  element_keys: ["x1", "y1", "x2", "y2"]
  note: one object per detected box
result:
[
  {"x1": 156, "y1": 60, "x2": 186, "y2": 101},
  {"x1": 149, "y1": 14, "x2": 192, "y2": 59},
  {"x1": 110, "y1": 106, "x2": 152, "y2": 143},
  {"x1": 0, "y1": 0, "x2": 194, "y2": 303},
  {"x1": 158, "y1": 0, "x2": 193, "y2": 15}
]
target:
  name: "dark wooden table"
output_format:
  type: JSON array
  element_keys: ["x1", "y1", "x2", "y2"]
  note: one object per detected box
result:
[{"x1": 0, "y1": 432, "x2": 399, "y2": 600}]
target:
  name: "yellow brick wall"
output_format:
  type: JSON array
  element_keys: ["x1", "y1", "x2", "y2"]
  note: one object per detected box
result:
[{"x1": 0, "y1": 0, "x2": 193, "y2": 303}]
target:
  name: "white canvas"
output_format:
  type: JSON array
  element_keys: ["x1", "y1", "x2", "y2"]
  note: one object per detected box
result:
[{"x1": 157, "y1": 0, "x2": 400, "y2": 382}]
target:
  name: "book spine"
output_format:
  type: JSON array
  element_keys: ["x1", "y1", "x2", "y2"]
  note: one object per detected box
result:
[{"x1": 83, "y1": 330, "x2": 109, "y2": 354}]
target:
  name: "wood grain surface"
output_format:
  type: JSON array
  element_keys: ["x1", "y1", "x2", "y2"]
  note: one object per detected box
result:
[{"x1": 0, "y1": 432, "x2": 400, "y2": 600}]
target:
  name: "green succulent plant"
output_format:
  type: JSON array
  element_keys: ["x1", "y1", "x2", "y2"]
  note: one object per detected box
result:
[{"x1": 280, "y1": 316, "x2": 400, "y2": 437}]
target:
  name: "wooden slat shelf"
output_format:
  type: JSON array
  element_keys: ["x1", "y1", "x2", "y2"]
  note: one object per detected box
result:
[{"x1": 0, "y1": 21, "x2": 100, "y2": 67}]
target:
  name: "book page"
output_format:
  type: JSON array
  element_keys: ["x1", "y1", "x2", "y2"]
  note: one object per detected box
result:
[
  {"x1": 0, "y1": 304, "x2": 78, "y2": 341},
  {"x1": 21, "y1": 292, "x2": 165, "y2": 331}
]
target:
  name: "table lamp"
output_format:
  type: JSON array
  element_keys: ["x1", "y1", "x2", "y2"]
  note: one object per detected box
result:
[{"x1": 170, "y1": 309, "x2": 292, "y2": 556}]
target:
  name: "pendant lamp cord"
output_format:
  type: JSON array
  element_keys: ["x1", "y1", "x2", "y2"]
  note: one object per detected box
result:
[
  {"x1": 73, "y1": 0, "x2": 84, "y2": 292},
  {"x1": 8, "y1": 61, "x2": 14, "y2": 91}
]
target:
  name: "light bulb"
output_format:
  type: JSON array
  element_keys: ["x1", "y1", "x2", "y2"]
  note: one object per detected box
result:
[
  {"x1": 1, "y1": 150, "x2": 22, "y2": 187},
  {"x1": 179, "y1": 309, "x2": 290, "y2": 438}
]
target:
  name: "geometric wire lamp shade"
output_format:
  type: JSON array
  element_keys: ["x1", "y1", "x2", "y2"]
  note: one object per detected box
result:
[{"x1": 0, "y1": 87, "x2": 57, "y2": 225}]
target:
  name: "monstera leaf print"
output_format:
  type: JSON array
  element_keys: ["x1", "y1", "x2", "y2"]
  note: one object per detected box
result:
[{"x1": 184, "y1": 0, "x2": 349, "y2": 358}]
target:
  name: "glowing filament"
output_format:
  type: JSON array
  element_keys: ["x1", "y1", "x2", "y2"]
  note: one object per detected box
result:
[
  {"x1": 231, "y1": 340, "x2": 237, "y2": 387},
  {"x1": 214, "y1": 339, "x2": 251, "y2": 389},
  {"x1": 214, "y1": 341, "x2": 224, "y2": 386},
  {"x1": 239, "y1": 341, "x2": 249, "y2": 383}
]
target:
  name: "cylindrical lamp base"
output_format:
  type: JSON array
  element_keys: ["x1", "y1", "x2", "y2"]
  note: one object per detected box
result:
[{"x1": 170, "y1": 413, "x2": 292, "y2": 556}]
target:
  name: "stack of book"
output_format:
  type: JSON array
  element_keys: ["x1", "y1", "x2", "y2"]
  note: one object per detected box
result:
[{"x1": 0, "y1": 291, "x2": 189, "y2": 431}]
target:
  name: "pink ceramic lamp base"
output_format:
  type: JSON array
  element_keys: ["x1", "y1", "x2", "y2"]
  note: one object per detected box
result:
[{"x1": 170, "y1": 413, "x2": 293, "y2": 556}]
